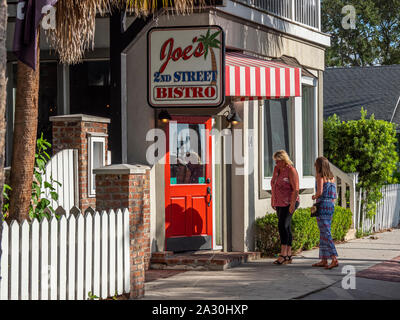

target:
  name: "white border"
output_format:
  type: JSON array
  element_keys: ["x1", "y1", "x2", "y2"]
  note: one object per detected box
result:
[
  {"x1": 212, "y1": 117, "x2": 222, "y2": 250},
  {"x1": 88, "y1": 136, "x2": 106, "y2": 197}
]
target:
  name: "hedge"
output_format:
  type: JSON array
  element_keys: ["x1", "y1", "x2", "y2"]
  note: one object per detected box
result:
[{"x1": 255, "y1": 206, "x2": 353, "y2": 256}]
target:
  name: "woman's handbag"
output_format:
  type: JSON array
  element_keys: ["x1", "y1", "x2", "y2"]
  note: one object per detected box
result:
[{"x1": 310, "y1": 202, "x2": 320, "y2": 217}]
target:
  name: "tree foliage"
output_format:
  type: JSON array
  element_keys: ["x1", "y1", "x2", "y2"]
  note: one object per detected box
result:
[
  {"x1": 322, "y1": 0, "x2": 400, "y2": 66},
  {"x1": 324, "y1": 109, "x2": 399, "y2": 218}
]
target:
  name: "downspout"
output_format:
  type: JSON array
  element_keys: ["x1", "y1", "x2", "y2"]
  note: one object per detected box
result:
[{"x1": 390, "y1": 94, "x2": 400, "y2": 123}]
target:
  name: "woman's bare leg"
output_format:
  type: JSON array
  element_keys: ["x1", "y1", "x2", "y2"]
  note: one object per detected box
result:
[{"x1": 274, "y1": 245, "x2": 288, "y2": 263}]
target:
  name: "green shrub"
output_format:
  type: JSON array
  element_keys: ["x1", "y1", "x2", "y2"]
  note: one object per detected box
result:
[
  {"x1": 291, "y1": 208, "x2": 320, "y2": 251},
  {"x1": 324, "y1": 109, "x2": 398, "y2": 219},
  {"x1": 255, "y1": 206, "x2": 353, "y2": 256},
  {"x1": 331, "y1": 206, "x2": 353, "y2": 241}
]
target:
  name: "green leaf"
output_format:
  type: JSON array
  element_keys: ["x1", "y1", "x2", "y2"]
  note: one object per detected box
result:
[
  {"x1": 36, "y1": 158, "x2": 45, "y2": 169},
  {"x1": 37, "y1": 198, "x2": 51, "y2": 210},
  {"x1": 35, "y1": 173, "x2": 43, "y2": 185},
  {"x1": 50, "y1": 192, "x2": 58, "y2": 201},
  {"x1": 204, "y1": 49, "x2": 208, "y2": 60},
  {"x1": 209, "y1": 30, "x2": 221, "y2": 41},
  {"x1": 44, "y1": 181, "x2": 52, "y2": 189}
]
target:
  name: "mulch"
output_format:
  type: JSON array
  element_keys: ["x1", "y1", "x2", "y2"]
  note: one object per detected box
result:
[{"x1": 357, "y1": 256, "x2": 400, "y2": 283}]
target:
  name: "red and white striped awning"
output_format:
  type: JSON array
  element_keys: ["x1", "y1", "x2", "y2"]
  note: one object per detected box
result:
[{"x1": 225, "y1": 52, "x2": 301, "y2": 100}]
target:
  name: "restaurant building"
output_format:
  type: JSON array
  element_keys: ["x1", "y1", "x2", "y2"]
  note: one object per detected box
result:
[{"x1": 5, "y1": 0, "x2": 330, "y2": 253}]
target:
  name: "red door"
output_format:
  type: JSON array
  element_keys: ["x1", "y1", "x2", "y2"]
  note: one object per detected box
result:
[{"x1": 165, "y1": 116, "x2": 213, "y2": 252}]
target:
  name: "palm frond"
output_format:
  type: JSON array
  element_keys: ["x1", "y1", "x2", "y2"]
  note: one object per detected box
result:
[
  {"x1": 45, "y1": 0, "x2": 205, "y2": 65},
  {"x1": 208, "y1": 30, "x2": 221, "y2": 41}
]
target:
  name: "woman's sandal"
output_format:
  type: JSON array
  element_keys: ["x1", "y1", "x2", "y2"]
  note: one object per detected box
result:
[
  {"x1": 283, "y1": 255, "x2": 293, "y2": 264},
  {"x1": 312, "y1": 261, "x2": 328, "y2": 267},
  {"x1": 325, "y1": 260, "x2": 339, "y2": 270},
  {"x1": 273, "y1": 255, "x2": 287, "y2": 265}
]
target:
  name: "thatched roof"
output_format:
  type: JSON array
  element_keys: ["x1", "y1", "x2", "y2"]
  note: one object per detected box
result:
[{"x1": 47, "y1": 0, "x2": 203, "y2": 64}]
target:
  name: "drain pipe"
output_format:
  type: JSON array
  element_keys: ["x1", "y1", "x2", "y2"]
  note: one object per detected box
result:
[{"x1": 390, "y1": 94, "x2": 400, "y2": 123}]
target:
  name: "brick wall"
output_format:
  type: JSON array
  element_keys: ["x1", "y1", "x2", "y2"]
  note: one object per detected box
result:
[
  {"x1": 94, "y1": 164, "x2": 151, "y2": 299},
  {"x1": 50, "y1": 115, "x2": 110, "y2": 212}
]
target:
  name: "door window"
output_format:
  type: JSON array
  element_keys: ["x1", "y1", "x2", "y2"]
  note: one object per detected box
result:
[{"x1": 169, "y1": 123, "x2": 206, "y2": 185}]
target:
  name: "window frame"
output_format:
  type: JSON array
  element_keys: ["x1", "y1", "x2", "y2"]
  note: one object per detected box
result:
[
  {"x1": 88, "y1": 134, "x2": 106, "y2": 197},
  {"x1": 259, "y1": 76, "x2": 318, "y2": 192},
  {"x1": 300, "y1": 76, "x2": 318, "y2": 189}
]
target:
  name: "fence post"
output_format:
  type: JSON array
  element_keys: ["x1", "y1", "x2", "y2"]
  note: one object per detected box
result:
[{"x1": 94, "y1": 164, "x2": 151, "y2": 299}]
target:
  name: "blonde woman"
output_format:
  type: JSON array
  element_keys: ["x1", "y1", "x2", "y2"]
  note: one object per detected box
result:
[{"x1": 271, "y1": 150, "x2": 300, "y2": 265}]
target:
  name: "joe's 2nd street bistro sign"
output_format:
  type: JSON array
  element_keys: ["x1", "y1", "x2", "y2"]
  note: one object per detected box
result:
[{"x1": 147, "y1": 26, "x2": 225, "y2": 108}]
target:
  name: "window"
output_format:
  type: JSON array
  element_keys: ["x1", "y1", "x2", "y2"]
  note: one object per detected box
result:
[
  {"x1": 70, "y1": 61, "x2": 111, "y2": 118},
  {"x1": 260, "y1": 77, "x2": 318, "y2": 192},
  {"x1": 169, "y1": 123, "x2": 207, "y2": 185},
  {"x1": 261, "y1": 98, "x2": 293, "y2": 189},
  {"x1": 88, "y1": 135, "x2": 106, "y2": 196},
  {"x1": 302, "y1": 85, "x2": 316, "y2": 176}
]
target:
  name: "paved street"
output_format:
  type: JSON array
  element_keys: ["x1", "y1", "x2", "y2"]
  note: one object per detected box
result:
[{"x1": 143, "y1": 229, "x2": 400, "y2": 300}]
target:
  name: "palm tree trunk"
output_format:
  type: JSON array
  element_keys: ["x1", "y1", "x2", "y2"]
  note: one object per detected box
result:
[
  {"x1": 210, "y1": 48, "x2": 217, "y2": 86},
  {"x1": 8, "y1": 31, "x2": 40, "y2": 222},
  {"x1": 0, "y1": 0, "x2": 7, "y2": 274}
]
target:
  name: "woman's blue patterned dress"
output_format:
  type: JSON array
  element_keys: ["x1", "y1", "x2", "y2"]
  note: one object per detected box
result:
[{"x1": 316, "y1": 181, "x2": 338, "y2": 259}]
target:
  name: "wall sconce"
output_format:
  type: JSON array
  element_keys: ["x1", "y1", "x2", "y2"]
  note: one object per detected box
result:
[
  {"x1": 158, "y1": 110, "x2": 172, "y2": 123},
  {"x1": 224, "y1": 107, "x2": 242, "y2": 126}
]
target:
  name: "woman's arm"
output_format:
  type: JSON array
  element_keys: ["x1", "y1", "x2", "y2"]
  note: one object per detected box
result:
[
  {"x1": 312, "y1": 175, "x2": 324, "y2": 200},
  {"x1": 271, "y1": 166, "x2": 279, "y2": 208},
  {"x1": 288, "y1": 167, "x2": 299, "y2": 213}
]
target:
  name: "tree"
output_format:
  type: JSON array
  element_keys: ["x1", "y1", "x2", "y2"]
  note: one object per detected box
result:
[
  {"x1": 8, "y1": 37, "x2": 40, "y2": 222},
  {"x1": 0, "y1": 0, "x2": 7, "y2": 276},
  {"x1": 322, "y1": 0, "x2": 400, "y2": 66},
  {"x1": 324, "y1": 109, "x2": 398, "y2": 221},
  {"x1": 8, "y1": 0, "x2": 201, "y2": 221},
  {"x1": 196, "y1": 28, "x2": 221, "y2": 85}
]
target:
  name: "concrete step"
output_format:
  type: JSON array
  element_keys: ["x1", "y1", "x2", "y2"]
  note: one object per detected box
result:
[{"x1": 150, "y1": 251, "x2": 261, "y2": 271}]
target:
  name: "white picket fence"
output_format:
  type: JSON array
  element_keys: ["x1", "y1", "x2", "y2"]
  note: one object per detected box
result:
[
  {"x1": 355, "y1": 184, "x2": 400, "y2": 233},
  {"x1": 41, "y1": 149, "x2": 79, "y2": 213},
  {"x1": 0, "y1": 208, "x2": 130, "y2": 300}
]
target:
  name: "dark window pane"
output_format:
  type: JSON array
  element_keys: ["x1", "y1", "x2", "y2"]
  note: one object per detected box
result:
[
  {"x1": 169, "y1": 123, "x2": 206, "y2": 185},
  {"x1": 263, "y1": 99, "x2": 292, "y2": 177},
  {"x1": 302, "y1": 85, "x2": 315, "y2": 176},
  {"x1": 70, "y1": 61, "x2": 111, "y2": 118},
  {"x1": 38, "y1": 62, "x2": 58, "y2": 148}
]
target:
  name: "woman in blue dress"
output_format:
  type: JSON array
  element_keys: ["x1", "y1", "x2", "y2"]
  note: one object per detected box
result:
[{"x1": 311, "y1": 157, "x2": 339, "y2": 269}]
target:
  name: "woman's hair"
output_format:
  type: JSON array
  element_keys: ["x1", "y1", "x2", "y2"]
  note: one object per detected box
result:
[
  {"x1": 273, "y1": 150, "x2": 293, "y2": 166},
  {"x1": 315, "y1": 156, "x2": 334, "y2": 179}
]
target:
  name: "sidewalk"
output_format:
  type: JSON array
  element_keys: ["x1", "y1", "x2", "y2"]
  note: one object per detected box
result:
[{"x1": 143, "y1": 229, "x2": 400, "y2": 300}]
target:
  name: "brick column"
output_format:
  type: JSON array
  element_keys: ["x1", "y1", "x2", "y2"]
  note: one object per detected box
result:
[
  {"x1": 94, "y1": 164, "x2": 151, "y2": 299},
  {"x1": 49, "y1": 114, "x2": 110, "y2": 212}
]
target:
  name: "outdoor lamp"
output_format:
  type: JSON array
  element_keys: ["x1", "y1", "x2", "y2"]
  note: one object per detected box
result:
[
  {"x1": 158, "y1": 110, "x2": 172, "y2": 123},
  {"x1": 226, "y1": 108, "x2": 242, "y2": 125}
]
